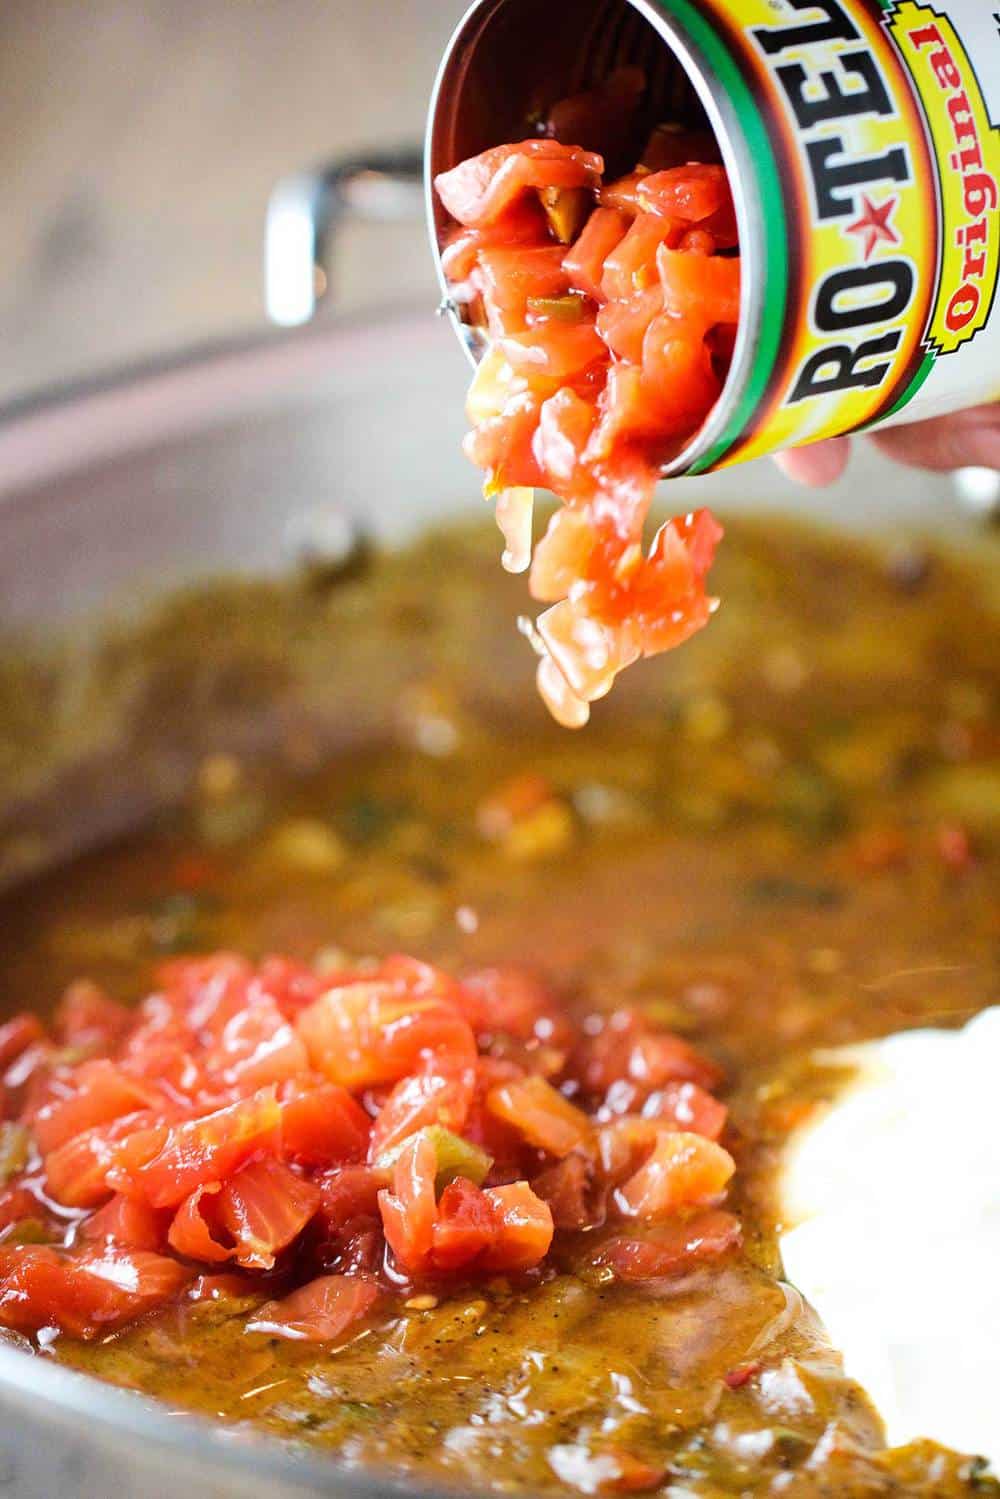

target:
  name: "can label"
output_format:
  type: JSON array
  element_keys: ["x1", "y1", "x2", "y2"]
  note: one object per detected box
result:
[{"x1": 655, "y1": 0, "x2": 1000, "y2": 472}]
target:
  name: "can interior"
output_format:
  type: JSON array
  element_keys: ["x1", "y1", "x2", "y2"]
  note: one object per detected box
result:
[{"x1": 427, "y1": 0, "x2": 749, "y2": 469}]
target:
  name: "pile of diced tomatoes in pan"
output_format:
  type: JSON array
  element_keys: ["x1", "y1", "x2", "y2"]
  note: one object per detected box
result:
[
  {"x1": 0, "y1": 951, "x2": 739, "y2": 1343},
  {"x1": 435, "y1": 70, "x2": 739, "y2": 725}
]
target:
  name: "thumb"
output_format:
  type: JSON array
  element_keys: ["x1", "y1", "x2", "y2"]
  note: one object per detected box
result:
[{"x1": 869, "y1": 402, "x2": 1000, "y2": 472}]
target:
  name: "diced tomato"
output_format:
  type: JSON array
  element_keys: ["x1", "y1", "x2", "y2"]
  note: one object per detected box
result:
[
  {"x1": 637, "y1": 164, "x2": 731, "y2": 223},
  {"x1": 488, "y1": 1075, "x2": 591, "y2": 1158},
  {"x1": 377, "y1": 1130, "x2": 438, "y2": 1275},
  {"x1": 595, "y1": 1209, "x2": 741, "y2": 1282},
  {"x1": 476, "y1": 245, "x2": 571, "y2": 336},
  {"x1": 627, "y1": 1029, "x2": 723, "y2": 1093},
  {"x1": 480, "y1": 1182, "x2": 553, "y2": 1271},
  {"x1": 0, "y1": 1245, "x2": 189, "y2": 1339},
  {"x1": 441, "y1": 197, "x2": 549, "y2": 284},
  {"x1": 155, "y1": 953, "x2": 254, "y2": 1041},
  {"x1": 52, "y1": 982, "x2": 132, "y2": 1054},
  {"x1": 532, "y1": 391, "x2": 600, "y2": 495},
  {"x1": 601, "y1": 213, "x2": 681, "y2": 301},
  {"x1": 217, "y1": 1157, "x2": 320, "y2": 1269},
  {"x1": 0, "y1": 1014, "x2": 44, "y2": 1072},
  {"x1": 600, "y1": 169, "x2": 651, "y2": 215},
  {"x1": 33, "y1": 1061, "x2": 155, "y2": 1155},
  {"x1": 641, "y1": 1081, "x2": 727, "y2": 1141},
  {"x1": 45, "y1": 1109, "x2": 164, "y2": 1209},
  {"x1": 297, "y1": 983, "x2": 476, "y2": 1093},
  {"x1": 464, "y1": 393, "x2": 547, "y2": 489},
  {"x1": 167, "y1": 1182, "x2": 231, "y2": 1263},
  {"x1": 599, "y1": 1449, "x2": 667, "y2": 1494},
  {"x1": 531, "y1": 1153, "x2": 594, "y2": 1230},
  {"x1": 246, "y1": 1273, "x2": 378, "y2": 1343},
  {"x1": 596, "y1": 285, "x2": 664, "y2": 364},
  {"x1": 369, "y1": 1060, "x2": 474, "y2": 1163},
  {"x1": 530, "y1": 509, "x2": 598, "y2": 602},
  {"x1": 657, "y1": 244, "x2": 740, "y2": 331},
  {"x1": 318, "y1": 1165, "x2": 386, "y2": 1231},
  {"x1": 280, "y1": 1082, "x2": 371, "y2": 1165},
  {"x1": 250, "y1": 956, "x2": 324, "y2": 1019},
  {"x1": 0, "y1": 1184, "x2": 43, "y2": 1237},
  {"x1": 563, "y1": 207, "x2": 630, "y2": 301},
  {"x1": 435, "y1": 141, "x2": 603, "y2": 229},
  {"x1": 199, "y1": 995, "x2": 309, "y2": 1097},
  {"x1": 614, "y1": 1131, "x2": 734, "y2": 1219},
  {"x1": 501, "y1": 320, "x2": 606, "y2": 381},
  {"x1": 430, "y1": 1177, "x2": 496, "y2": 1271},
  {"x1": 80, "y1": 1193, "x2": 168, "y2": 1253},
  {"x1": 111, "y1": 1090, "x2": 281, "y2": 1209},
  {"x1": 638, "y1": 318, "x2": 721, "y2": 442}
]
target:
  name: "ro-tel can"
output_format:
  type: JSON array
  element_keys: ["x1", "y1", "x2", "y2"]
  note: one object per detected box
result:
[{"x1": 427, "y1": 0, "x2": 1000, "y2": 475}]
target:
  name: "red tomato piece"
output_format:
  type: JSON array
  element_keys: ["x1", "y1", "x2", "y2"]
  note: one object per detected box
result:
[
  {"x1": 563, "y1": 207, "x2": 630, "y2": 301},
  {"x1": 52, "y1": 982, "x2": 132, "y2": 1054},
  {"x1": 596, "y1": 285, "x2": 664, "y2": 364},
  {"x1": 657, "y1": 244, "x2": 741, "y2": 332},
  {"x1": 641, "y1": 1081, "x2": 727, "y2": 1141},
  {"x1": 500, "y1": 320, "x2": 606, "y2": 381},
  {"x1": 627, "y1": 1029, "x2": 723, "y2": 1093},
  {"x1": 318, "y1": 1165, "x2": 385, "y2": 1233},
  {"x1": 435, "y1": 141, "x2": 603, "y2": 229},
  {"x1": 464, "y1": 393, "x2": 547, "y2": 489},
  {"x1": 614, "y1": 1131, "x2": 734, "y2": 1219},
  {"x1": 378, "y1": 1130, "x2": 438, "y2": 1275},
  {"x1": 532, "y1": 390, "x2": 600, "y2": 497},
  {"x1": 0, "y1": 1184, "x2": 43, "y2": 1237},
  {"x1": 200, "y1": 994, "x2": 309, "y2": 1096},
  {"x1": 601, "y1": 213, "x2": 681, "y2": 301},
  {"x1": 297, "y1": 983, "x2": 476, "y2": 1093},
  {"x1": 80, "y1": 1193, "x2": 168, "y2": 1253},
  {"x1": 637, "y1": 163, "x2": 731, "y2": 223},
  {"x1": 480, "y1": 1182, "x2": 553, "y2": 1271},
  {"x1": 0, "y1": 1245, "x2": 189, "y2": 1339},
  {"x1": 33, "y1": 1060, "x2": 156, "y2": 1155},
  {"x1": 280, "y1": 1082, "x2": 371, "y2": 1165},
  {"x1": 638, "y1": 317, "x2": 721, "y2": 442},
  {"x1": 0, "y1": 1014, "x2": 44, "y2": 1072},
  {"x1": 594, "y1": 1208, "x2": 741, "y2": 1282},
  {"x1": 530, "y1": 508, "x2": 598, "y2": 602},
  {"x1": 430, "y1": 1177, "x2": 496, "y2": 1271},
  {"x1": 441, "y1": 197, "x2": 549, "y2": 284},
  {"x1": 250, "y1": 956, "x2": 324, "y2": 1020},
  {"x1": 217, "y1": 1157, "x2": 321, "y2": 1269},
  {"x1": 45, "y1": 1109, "x2": 165, "y2": 1210},
  {"x1": 531, "y1": 1153, "x2": 594, "y2": 1231},
  {"x1": 488, "y1": 1075, "x2": 591, "y2": 1158},
  {"x1": 112, "y1": 1089, "x2": 281, "y2": 1209},
  {"x1": 477, "y1": 245, "x2": 571, "y2": 336},
  {"x1": 368, "y1": 1059, "x2": 474, "y2": 1163},
  {"x1": 246, "y1": 1273, "x2": 378, "y2": 1343},
  {"x1": 167, "y1": 1183, "x2": 231, "y2": 1264}
]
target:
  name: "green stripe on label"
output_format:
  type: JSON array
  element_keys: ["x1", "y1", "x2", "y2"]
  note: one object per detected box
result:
[
  {"x1": 860, "y1": 350, "x2": 936, "y2": 429},
  {"x1": 648, "y1": 0, "x2": 789, "y2": 474}
]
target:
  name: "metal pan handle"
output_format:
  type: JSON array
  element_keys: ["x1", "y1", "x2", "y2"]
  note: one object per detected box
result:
[{"x1": 265, "y1": 148, "x2": 425, "y2": 327}]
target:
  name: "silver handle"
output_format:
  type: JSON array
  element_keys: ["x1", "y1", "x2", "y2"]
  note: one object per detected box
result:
[{"x1": 265, "y1": 148, "x2": 425, "y2": 327}]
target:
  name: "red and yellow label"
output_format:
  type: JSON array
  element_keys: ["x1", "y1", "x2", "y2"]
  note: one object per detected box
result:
[
  {"x1": 658, "y1": 0, "x2": 1000, "y2": 470},
  {"x1": 888, "y1": 4, "x2": 1000, "y2": 357}
]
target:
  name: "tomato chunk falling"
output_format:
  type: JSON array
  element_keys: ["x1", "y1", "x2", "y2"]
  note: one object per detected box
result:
[{"x1": 434, "y1": 121, "x2": 740, "y2": 724}]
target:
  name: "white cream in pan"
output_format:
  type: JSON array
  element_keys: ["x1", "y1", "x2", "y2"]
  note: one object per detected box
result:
[{"x1": 779, "y1": 1007, "x2": 1000, "y2": 1468}]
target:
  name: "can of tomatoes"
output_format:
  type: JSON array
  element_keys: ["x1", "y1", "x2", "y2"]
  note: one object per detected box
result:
[{"x1": 427, "y1": 0, "x2": 1000, "y2": 475}]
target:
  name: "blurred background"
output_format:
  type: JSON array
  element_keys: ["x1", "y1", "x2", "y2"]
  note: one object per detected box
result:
[{"x1": 0, "y1": 0, "x2": 468, "y2": 408}]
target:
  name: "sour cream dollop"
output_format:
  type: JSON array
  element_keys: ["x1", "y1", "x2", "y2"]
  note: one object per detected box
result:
[{"x1": 780, "y1": 1007, "x2": 1000, "y2": 1468}]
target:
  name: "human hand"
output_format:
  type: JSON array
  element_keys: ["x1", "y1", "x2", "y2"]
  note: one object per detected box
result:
[{"x1": 774, "y1": 401, "x2": 1000, "y2": 487}]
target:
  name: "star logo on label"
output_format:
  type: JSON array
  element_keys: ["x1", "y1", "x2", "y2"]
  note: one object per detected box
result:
[{"x1": 845, "y1": 195, "x2": 900, "y2": 261}]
